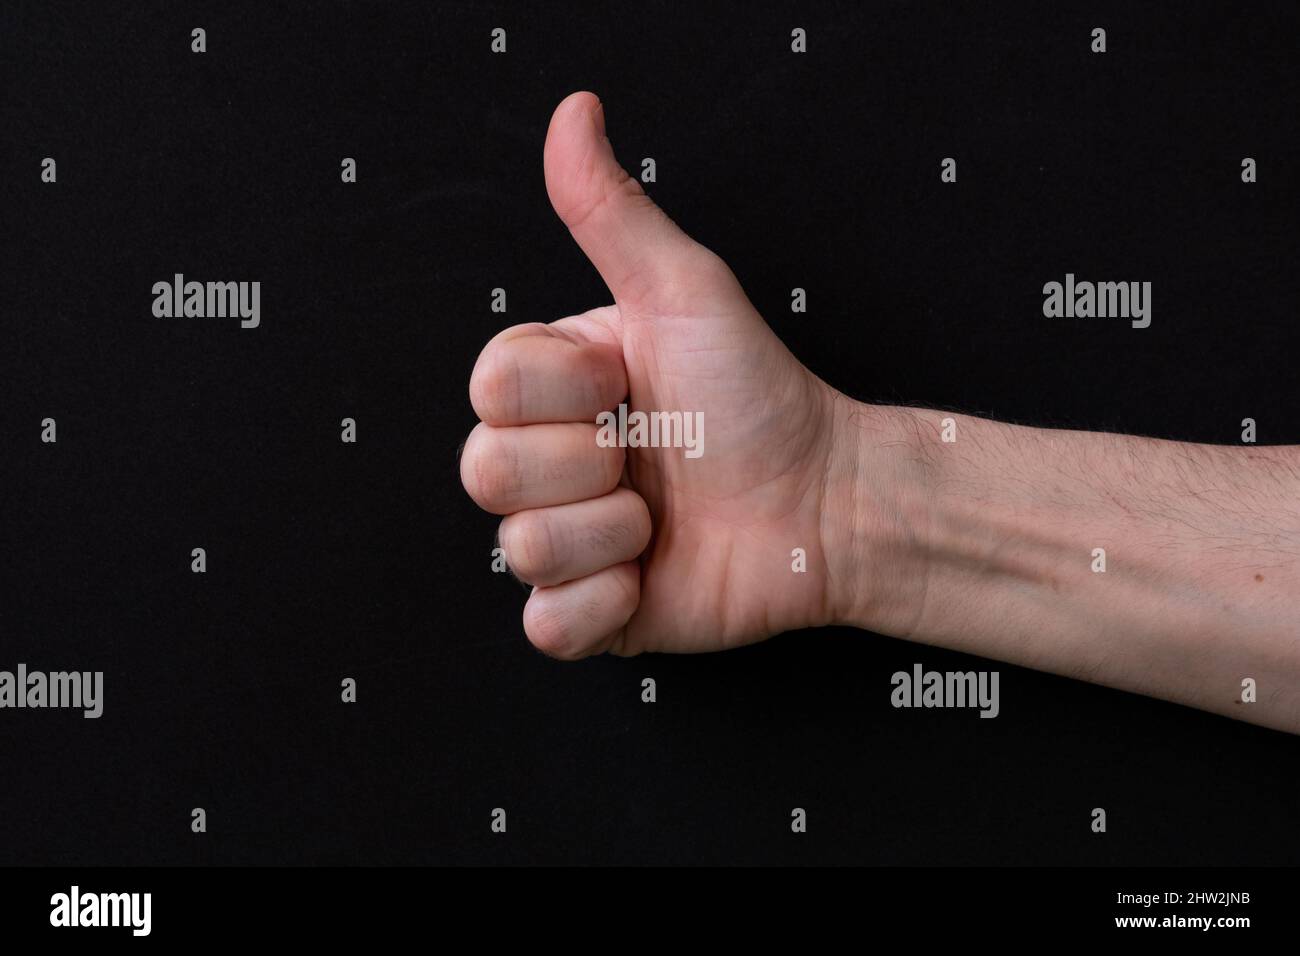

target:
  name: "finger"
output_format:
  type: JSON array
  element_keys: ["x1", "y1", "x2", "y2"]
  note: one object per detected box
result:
[
  {"x1": 523, "y1": 561, "x2": 641, "y2": 661},
  {"x1": 460, "y1": 421, "x2": 623, "y2": 515},
  {"x1": 470, "y1": 322, "x2": 627, "y2": 426},
  {"x1": 543, "y1": 91, "x2": 697, "y2": 307},
  {"x1": 499, "y1": 487, "x2": 651, "y2": 587}
]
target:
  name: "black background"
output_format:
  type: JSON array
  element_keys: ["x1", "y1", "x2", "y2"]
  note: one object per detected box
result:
[{"x1": 2, "y1": 0, "x2": 1297, "y2": 866}]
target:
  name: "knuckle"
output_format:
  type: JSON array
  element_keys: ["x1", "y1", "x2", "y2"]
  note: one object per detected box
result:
[
  {"x1": 461, "y1": 426, "x2": 521, "y2": 512},
  {"x1": 502, "y1": 512, "x2": 562, "y2": 583},
  {"x1": 469, "y1": 346, "x2": 523, "y2": 424},
  {"x1": 497, "y1": 518, "x2": 530, "y2": 581},
  {"x1": 524, "y1": 600, "x2": 580, "y2": 660}
]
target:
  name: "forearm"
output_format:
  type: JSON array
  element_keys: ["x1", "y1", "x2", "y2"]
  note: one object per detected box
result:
[{"x1": 827, "y1": 396, "x2": 1300, "y2": 734}]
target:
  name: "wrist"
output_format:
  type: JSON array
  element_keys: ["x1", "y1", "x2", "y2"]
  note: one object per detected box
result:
[{"x1": 819, "y1": 392, "x2": 937, "y2": 636}]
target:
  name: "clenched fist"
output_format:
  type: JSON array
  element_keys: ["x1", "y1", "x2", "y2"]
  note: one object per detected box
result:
[{"x1": 460, "y1": 91, "x2": 895, "y2": 659}]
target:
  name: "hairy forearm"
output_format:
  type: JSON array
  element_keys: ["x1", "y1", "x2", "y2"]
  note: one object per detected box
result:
[{"x1": 826, "y1": 395, "x2": 1300, "y2": 734}]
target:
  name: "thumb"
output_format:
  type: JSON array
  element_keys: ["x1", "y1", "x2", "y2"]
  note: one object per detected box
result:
[{"x1": 544, "y1": 91, "x2": 699, "y2": 307}]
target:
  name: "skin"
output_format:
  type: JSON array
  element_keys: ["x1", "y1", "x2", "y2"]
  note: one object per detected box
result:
[{"x1": 461, "y1": 91, "x2": 1300, "y2": 735}]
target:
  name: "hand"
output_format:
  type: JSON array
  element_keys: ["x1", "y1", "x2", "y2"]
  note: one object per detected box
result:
[
  {"x1": 459, "y1": 91, "x2": 913, "y2": 658},
  {"x1": 462, "y1": 92, "x2": 1300, "y2": 736}
]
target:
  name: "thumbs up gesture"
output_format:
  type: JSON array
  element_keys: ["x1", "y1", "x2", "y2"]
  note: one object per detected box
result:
[{"x1": 460, "y1": 92, "x2": 885, "y2": 659}]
